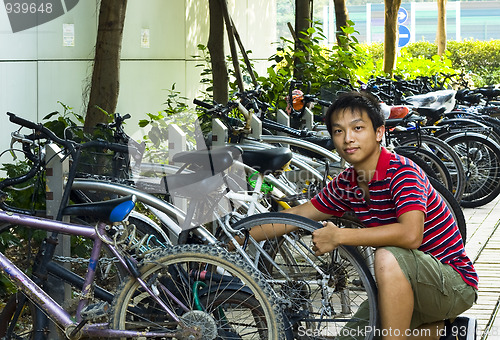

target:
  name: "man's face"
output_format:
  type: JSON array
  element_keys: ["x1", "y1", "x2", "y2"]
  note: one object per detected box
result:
[{"x1": 330, "y1": 108, "x2": 384, "y2": 167}]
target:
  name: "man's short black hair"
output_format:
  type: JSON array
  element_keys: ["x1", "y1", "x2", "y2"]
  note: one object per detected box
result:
[{"x1": 324, "y1": 91, "x2": 385, "y2": 135}]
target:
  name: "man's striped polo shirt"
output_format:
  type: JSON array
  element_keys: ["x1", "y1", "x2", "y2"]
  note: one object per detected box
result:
[{"x1": 311, "y1": 147, "x2": 478, "y2": 289}]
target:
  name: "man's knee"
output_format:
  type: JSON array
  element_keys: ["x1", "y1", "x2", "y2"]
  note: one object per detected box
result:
[{"x1": 374, "y1": 248, "x2": 406, "y2": 283}]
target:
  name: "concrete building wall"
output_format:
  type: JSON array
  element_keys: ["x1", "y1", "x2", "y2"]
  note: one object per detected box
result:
[{"x1": 0, "y1": 0, "x2": 277, "y2": 152}]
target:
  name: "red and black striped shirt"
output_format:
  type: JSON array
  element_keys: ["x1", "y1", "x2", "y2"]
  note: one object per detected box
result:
[{"x1": 311, "y1": 147, "x2": 478, "y2": 289}]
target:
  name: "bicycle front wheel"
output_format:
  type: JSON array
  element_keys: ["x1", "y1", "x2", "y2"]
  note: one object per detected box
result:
[
  {"x1": 232, "y1": 213, "x2": 378, "y2": 340},
  {"x1": 110, "y1": 244, "x2": 285, "y2": 340}
]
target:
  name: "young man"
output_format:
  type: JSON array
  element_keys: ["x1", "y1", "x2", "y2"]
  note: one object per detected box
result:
[{"x1": 251, "y1": 91, "x2": 478, "y2": 339}]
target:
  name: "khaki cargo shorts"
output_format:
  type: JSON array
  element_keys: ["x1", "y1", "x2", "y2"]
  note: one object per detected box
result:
[{"x1": 384, "y1": 246, "x2": 477, "y2": 329}]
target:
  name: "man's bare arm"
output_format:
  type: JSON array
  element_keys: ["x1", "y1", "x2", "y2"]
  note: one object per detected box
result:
[
  {"x1": 283, "y1": 201, "x2": 333, "y2": 220},
  {"x1": 248, "y1": 201, "x2": 332, "y2": 242},
  {"x1": 312, "y1": 210, "x2": 425, "y2": 255}
]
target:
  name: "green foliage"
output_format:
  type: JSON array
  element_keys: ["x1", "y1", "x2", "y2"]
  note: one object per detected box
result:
[
  {"x1": 367, "y1": 40, "x2": 500, "y2": 87},
  {"x1": 0, "y1": 161, "x2": 46, "y2": 216},
  {"x1": 258, "y1": 21, "x2": 370, "y2": 115},
  {"x1": 0, "y1": 161, "x2": 46, "y2": 296},
  {"x1": 42, "y1": 101, "x2": 85, "y2": 139},
  {"x1": 446, "y1": 40, "x2": 500, "y2": 86},
  {"x1": 401, "y1": 41, "x2": 438, "y2": 60},
  {"x1": 138, "y1": 85, "x2": 204, "y2": 163},
  {"x1": 356, "y1": 47, "x2": 457, "y2": 87},
  {"x1": 193, "y1": 44, "x2": 215, "y2": 99}
]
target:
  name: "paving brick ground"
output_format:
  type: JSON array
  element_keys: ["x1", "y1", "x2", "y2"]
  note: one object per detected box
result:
[{"x1": 461, "y1": 195, "x2": 500, "y2": 340}]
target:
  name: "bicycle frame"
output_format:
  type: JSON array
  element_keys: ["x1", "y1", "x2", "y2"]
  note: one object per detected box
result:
[{"x1": 0, "y1": 210, "x2": 192, "y2": 338}]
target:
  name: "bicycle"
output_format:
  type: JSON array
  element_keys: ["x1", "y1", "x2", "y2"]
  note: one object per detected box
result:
[
  {"x1": 0, "y1": 195, "x2": 285, "y2": 339},
  {"x1": 1, "y1": 110, "x2": 465, "y2": 340},
  {"x1": 0, "y1": 114, "x2": 286, "y2": 339}
]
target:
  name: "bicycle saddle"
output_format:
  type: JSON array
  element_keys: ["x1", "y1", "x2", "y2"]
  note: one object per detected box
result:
[
  {"x1": 242, "y1": 147, "x2": 293, "y2": 174},
  {"x1": 415, "y1": 106, "x2": 446, "y2": 120},
  {"x1": 478, "y1": 86, "x2": 500, "y2": 98},
  {"x1": 62, "y1": 195, "x2": 136, "y2": 223},
  {"x1": 456, "y1": 89, "x2": 482, "y2": 105},
  {"x1": 171, "y1": 146, "x2": 242, "y2": 174},
  {"x1": 161, "y1": 170, "x2": 225, "y2": 198}
]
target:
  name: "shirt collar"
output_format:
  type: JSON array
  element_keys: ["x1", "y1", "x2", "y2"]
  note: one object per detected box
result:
[{"x1": 371, "y1": 147, "x2": 391, "y2": 182}]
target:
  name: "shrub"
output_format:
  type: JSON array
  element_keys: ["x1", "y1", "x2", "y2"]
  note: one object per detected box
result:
[{"x1": 381, "y1": 40, "x2": 500, "y2": 87}]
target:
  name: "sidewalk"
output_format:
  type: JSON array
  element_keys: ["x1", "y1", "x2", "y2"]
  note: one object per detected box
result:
[{"x1": 461, "y1": 195, "x2": 500, "y2": 340}]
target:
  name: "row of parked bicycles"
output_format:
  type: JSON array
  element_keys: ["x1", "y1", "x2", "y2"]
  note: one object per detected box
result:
[{"x1": 0, "y1": 75, "x2": 499, "y2": 339}]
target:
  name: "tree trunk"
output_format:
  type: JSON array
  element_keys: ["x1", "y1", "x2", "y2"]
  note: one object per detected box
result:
[
  {"x1": 333, "y1": 0, "x2": 349, "y2": 47},
  {"x1": 85, "y1": 0, "x2": 127, "y2": 129},
  {"x1": 294, "y1": 0, "x2": 312, "y2": 80},
  {"x1": 383, "y1": 0, "x2": 402, "y2": 75},
  {"x1": 220, "y1": 0, "x2": 244, "y2": 93},
  {"x1": 436, "y1": 0, "x2": 447, "y2": 56},
  {"x1": 208, "y1": 0, "x2": 228, "y2": 104}
]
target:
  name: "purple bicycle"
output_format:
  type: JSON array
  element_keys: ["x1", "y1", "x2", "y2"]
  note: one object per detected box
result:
[{"x1": 0, "y1": 190, "x2": 284, "y2": 339}]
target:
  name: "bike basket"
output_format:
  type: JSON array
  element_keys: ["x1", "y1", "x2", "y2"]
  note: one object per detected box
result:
[{"x1": 65, "y1": 126, "x2": 131, "y2": 179}]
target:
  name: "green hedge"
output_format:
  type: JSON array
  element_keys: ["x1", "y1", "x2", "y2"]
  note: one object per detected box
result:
[{"x1": 363, "y1": 40, "x2": 500, "y2": 87}]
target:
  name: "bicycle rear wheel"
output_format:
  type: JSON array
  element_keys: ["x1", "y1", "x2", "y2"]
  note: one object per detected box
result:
[
  {"x1": 231, "y1": 213, "x2": 378, "y2": 340},
  {"x1": 428, "y1": 177, "x2": 467, "y2": 243},
  {"x1": 446, "y1": 133, "x2": 500, "y2": 207},
  {"x1": 111, "y1": 244, "x2": 285, "y2": 339},
  {"x1": 396, "y1": 135, "x2": 466, "y2": 200},
  {"x1": 395, "y1": 146, "x2": 454, "y2": 194}
]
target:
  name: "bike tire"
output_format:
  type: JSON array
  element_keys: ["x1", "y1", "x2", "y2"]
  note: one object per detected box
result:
[
  {"x1": 0, "y1": 292, "x2": 38, "y2": 339},
  {"x1": 428, "y1": 177, "x2": 467, "y2": 243},
  {"x1": 231, "y1": 213, "x2": 378, "y2": 340},
  {"x1": 445, "y1": 133, "x2": 500, "y2": 208},
  {"x1": 395, "y1": 146, "x2": 454, "y2": 193},
  {"x1": 396, "y1": 135, "x2": 466, "y2": 200},
  {"x1": 110, "y1": 244, "x2": 285, "y2": 340}
]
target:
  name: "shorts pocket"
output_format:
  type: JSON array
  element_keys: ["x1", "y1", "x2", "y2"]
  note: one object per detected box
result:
[
  {"x1": 444, "y1": 279, "x2": 476, "y2": 319},
  {"x1": 412, "y1": 253, "x2": 450, "y2": 322}
]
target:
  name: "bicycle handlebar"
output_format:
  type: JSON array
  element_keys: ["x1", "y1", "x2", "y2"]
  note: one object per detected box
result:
[
  {"x1": 1, "y1": 112, "x2": 139, "y2": 215},
  {"x1": 7, "y1": 112, "x2": 75, "y2": 151},
  {"x1": 193, "y1": 99, "x2": 214, "y2": 110},
  {"x1": 8, "y1": 112, "x2": 131, "y2": 154},
  {"x1": 80, "y1": 140, "x2": 130, "y2": 154}
]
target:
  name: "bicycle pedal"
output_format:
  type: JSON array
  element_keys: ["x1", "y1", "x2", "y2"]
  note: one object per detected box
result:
[{"x1": 80, "y1": 301, "x2": 110, "y2": 321}]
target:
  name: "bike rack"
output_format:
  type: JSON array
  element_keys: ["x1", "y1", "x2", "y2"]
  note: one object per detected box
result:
[{"x1": 45, "y1": 143, "x2": 72, "y2": 340}]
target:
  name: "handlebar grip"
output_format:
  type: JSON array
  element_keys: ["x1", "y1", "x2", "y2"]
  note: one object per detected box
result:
[
  {"x1": 193, "y1": 99, "x2": 214, "y2": 110},
  {"x1": 7, "y1": 112, "x2": 41, "y2": 130},
  {"x1": 81, "y1": 140, "x2": 129, "y2": 153},
  {"x1": 7, "y1": 112, "x2": 73, "y2": 149},
  {"x1": 317, "y1": 99, "x2": 332, "y2": 107}
]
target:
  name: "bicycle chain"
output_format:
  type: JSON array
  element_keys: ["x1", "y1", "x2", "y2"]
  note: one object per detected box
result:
[{"x1": 53, "y1": 255, "x2": 119, "y2": 265}]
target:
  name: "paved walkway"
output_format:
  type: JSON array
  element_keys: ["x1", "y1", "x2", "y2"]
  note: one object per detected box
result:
[{"x1": 461, "y1": 195, "x2": 500, "y2": 340}]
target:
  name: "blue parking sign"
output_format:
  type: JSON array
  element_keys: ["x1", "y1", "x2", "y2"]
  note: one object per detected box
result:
[{"x1": 398, "y1": 25, "x2": 411, "y2": 48}]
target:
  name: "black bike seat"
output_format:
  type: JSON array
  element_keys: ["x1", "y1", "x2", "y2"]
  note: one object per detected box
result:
[
  {"x1": 415, "y1": 106, "x2": 446, "y2": 120},
  {"x1": 62, "y1": 195, "x2": 136, "y2": 223},
  {"x1": 161, "y1": 171, "x2": 225, "y2": 198},
  {"x1": 171, "y1": 146, "x2": 242, "y2": 174},
  {"x1": 478, "y1": 87, "x2": 500, "y2": 99},
  {"x1": 242, "y1": 147, "x2": 293, "y2": 174}
]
